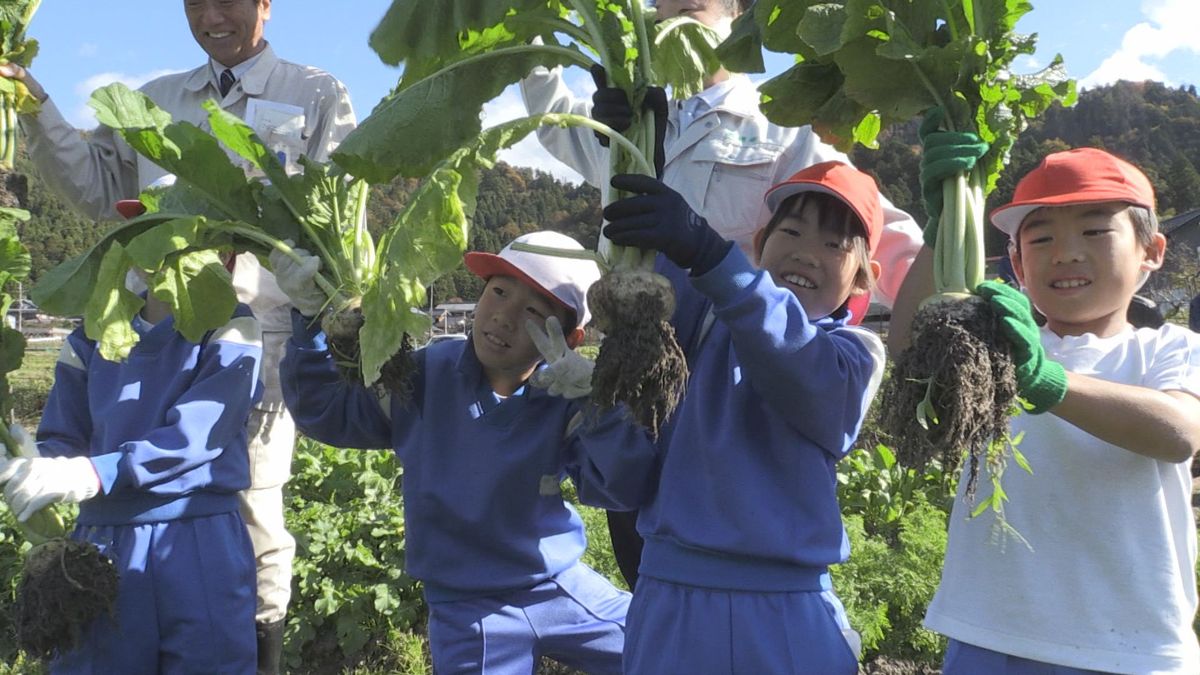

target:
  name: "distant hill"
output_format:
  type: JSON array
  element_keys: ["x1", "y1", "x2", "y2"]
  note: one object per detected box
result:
[{"x1": 13, "y1": 80, "x2": 1200, "y2": 300}]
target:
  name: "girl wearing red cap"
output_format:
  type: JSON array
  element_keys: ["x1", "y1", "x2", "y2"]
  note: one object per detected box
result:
[
  {"x1": 594, "y1": 162, "x2": 886, "y2": 674},
  {"x1": 900, "y1": 145, "x2": 1200, "y2": 674}
]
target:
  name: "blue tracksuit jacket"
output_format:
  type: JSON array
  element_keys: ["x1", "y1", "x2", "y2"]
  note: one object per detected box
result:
[
  {"x1": 636, "y1": 249, "x2": 884, "y2": 591},
  {"x1": 38, "y1": 304, "x2": 263, "y2": 524},
  {"x1": 280, "y1": 312, "x2": 657, "y2": 602}
]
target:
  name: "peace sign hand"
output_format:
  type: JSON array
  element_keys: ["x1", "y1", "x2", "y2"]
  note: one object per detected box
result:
[{"x1": 526, "y1": 316, "x2": 594, "y2": 399}]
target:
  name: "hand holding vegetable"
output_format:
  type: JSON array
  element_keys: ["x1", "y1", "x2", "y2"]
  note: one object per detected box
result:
[
  {"x1": 603, "y1": 174, "x2": 730, "y2": 276},
  {"x1": 527, "y1": 316, "x2": 593, "y2": 399},
  {"x1": 0, "y1": 456, "x2": 100, "y2": 522},
  {"x1": 976, "y1": 281, "x2": 1067, "y2": 414},
  {"x1": 0, "y1": 62, "x2": 44, "y2": 103},
  {"x1": 269, "y1": 245, "x2": 328, "y2": 318},
  {"x1": 919, "y1": 108, "x2": 989, "y2": 248},
  {"x1": 589, "y1": 64, "x2": 632, "y2": 144},
  {"x1": 589, "y1": 66, "x2": 668, "y2": 176}
]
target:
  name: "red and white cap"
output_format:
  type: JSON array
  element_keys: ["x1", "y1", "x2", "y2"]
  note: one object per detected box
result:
[
  {"x1": 990, "y1": 148, "x2": 1155, "y2": 236},
  {"x1": 764, "y1": 160, "x2": 884, "y2": 252},
  {"x1": 464, "y1": 231, "x2": 602, "y2": 329}
]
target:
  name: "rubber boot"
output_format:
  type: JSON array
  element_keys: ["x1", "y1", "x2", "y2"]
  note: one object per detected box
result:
[{"x1": 256, "y1": 619, "x2": 285, "y2": 675}]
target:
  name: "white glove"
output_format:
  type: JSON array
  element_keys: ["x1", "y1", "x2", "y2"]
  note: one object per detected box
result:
[
  {"x1": 268, "y1": 244, "x2": 327, "y2": 317},
  {"x1": 526, "y1": 316, "x2": 594, "y2": 399},
  {"x1": 8, "y1": 423, "x2": 39, "y2": 458},
  {"x1": 0, "y1": 456, "x2": 101, "y2": 522}
]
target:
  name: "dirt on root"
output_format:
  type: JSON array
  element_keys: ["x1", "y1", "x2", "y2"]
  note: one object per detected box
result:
[
  {"x1": 586, "y1": 271, "x2": 688, "y2": 438},
  {"x1": 321, "y1": 306, "x2": 416, "y2": 406},
  {"x1": 879, "y1": 296, "x2": 1017, "y2": 500},
  {"x1": 15, "y1": 539, "x2": 119, "y2": 660}
]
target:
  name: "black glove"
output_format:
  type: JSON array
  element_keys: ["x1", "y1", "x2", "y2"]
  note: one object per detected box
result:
[
  {"x1": 590, "y1": 65, "x2": 668, "y2": 178},
  {"x1": 590, "y1": 64, "x2": 632, "y2": 144},
  {"x1": 603, "y1": 174, "x2": 731, "y2": 276}
]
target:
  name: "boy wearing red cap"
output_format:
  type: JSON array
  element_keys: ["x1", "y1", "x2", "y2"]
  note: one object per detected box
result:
[
  {"x1": 912, "y1": 148, "x2": 1200, "y2": 674},
  {"x1": 274, "y1": 231, "x2": 653, "y2": 674},
  {"x1": 594, "y1": 163, "x2": 887, "y2": 674}
]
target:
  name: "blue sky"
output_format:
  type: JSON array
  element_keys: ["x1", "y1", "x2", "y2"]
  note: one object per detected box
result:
[{"x1": 23, "y1": 1, "x2": 1200, "y2": 184}]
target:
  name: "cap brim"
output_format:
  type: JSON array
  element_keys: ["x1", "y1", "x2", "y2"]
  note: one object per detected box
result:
[
  {"x1": 463, "y1": 251, "x2": 575, "y2": 317},
  {"x1": 764, "y1": 182, "x2": 876, "y2": 247},
  {"x1": 990, "y1": 195, "x2": 1153, "y2": 237},
  {"x1": 115, "y1": 199, "x2": 147, "y2": 220}
]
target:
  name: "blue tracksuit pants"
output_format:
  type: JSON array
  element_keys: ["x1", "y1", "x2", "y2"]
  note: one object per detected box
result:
[
  {"x1": 943, "y1": 640, "x2": 1117, "y2": 675},
  {"x1": 427, "y1": 562, "x2": 629, "y2": 674},
  {"x1": 623, "y1": 576, "x2": 859, "y2": 675},
  {"x1": 51, "y1": 511, "x2": 257, "y2": 675}
]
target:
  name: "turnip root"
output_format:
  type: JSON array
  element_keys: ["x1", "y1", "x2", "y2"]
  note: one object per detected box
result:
[
  {"x1": 15, "y1": 539, "x2": 119, "y2": 660},
  {"x1": 587, "y1": 269, "x2": 686, "y2": 438}
]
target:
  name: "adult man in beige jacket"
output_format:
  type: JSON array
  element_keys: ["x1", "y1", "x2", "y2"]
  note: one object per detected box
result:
[{"x1": 0, "y1": 1, "x2": 355, "y2": 672}]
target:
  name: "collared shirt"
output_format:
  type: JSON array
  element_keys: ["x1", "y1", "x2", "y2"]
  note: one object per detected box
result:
[
  {"x1": 212, "y1": 49, "x2": 265, "y2": 83},
  {"x1": 677, "y1": 78, "x2": 738, "y2": 132}
]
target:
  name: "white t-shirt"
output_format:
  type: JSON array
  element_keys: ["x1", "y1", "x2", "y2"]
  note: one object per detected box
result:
[{"x1": 925, "y1": 324, "x2": 1200, "y2": 675}]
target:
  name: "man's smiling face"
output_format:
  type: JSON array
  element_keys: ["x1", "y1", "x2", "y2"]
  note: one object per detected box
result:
[{"x1": 184, "y1": 0, "x2": 271, "y2": 67}]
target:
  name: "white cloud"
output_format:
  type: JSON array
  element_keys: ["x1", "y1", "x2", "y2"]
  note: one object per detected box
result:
[
  {"x1": 68, "y1": 69, "x2": 178, "y2": 127},
  {"x1": 480, "y1": 81, "x2": 589, "y2": 185},
  {"x1": 1080, "y1": 0, "x2": 1200, "y2": 88}
]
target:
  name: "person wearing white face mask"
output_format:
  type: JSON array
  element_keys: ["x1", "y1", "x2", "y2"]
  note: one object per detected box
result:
[{"x1": 520, "y1": 0, "x2": 923, "y2": 591}]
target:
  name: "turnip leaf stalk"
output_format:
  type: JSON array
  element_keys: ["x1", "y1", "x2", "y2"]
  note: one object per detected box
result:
[
  {"x1": 0, "y1": 0, "x2": 41, "y2": 169},
  {"x1": 341, "y1": 0, "x2": 724, "y2": 433},
  {"x1": 0, "y1": 207, "x2": 119, "y2": 661},
  {"x1": 719, "y1": 0, "x2": 1076, "y2": 527}
]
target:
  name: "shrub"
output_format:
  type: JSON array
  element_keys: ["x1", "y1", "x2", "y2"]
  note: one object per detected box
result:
[
  {"x1": 835, "y1": 445, "x2": 953, "y2": 666},
  {"x1": 283, "y1": 439, "x2": 426, "y2": 674}
]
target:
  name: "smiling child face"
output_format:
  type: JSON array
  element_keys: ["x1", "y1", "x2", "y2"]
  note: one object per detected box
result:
[{"x1": 1012, "y1": 201, "x2": 1165, "y2": 338}]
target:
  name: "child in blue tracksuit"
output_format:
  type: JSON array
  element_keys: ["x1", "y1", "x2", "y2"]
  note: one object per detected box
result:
[
  {"x1": 600, "y1": 162, "x2": 888, "y2": 674},
  {"x1": 0, "y1": 280, "x2": 263, "y2": 673},
  {"x1": 274, "y1": 230, "x2": 654, "y2": 675}
]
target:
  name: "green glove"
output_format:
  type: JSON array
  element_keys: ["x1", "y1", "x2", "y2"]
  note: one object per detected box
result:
[
  {"x1": 919, "y1": 107, "x2": 989, "y2": 248},
  {"x1": 976, "y1": 280, "x2": 1068, "y2": 414}
]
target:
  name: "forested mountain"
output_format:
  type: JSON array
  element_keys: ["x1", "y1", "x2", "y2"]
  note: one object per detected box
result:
[{"x1": 14, "y1": 80, "x2": 1200, "y2": 302}]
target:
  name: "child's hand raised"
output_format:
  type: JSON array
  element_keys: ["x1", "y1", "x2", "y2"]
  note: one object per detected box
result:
[
  {"x1": 269, "y1": 243, "x2": 328, "y2": 318},
  {"x1": 602, "y1": 174, "x2": 731, "y2": 276},
  {"x1": 977, "y1": 281, "x2": 1068, "y2": 414},
  {"x1": 526, "y1": 316, "x2": 594, "y2": 399}
]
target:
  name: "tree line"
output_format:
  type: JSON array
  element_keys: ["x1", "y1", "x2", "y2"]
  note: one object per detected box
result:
[{"x1": 15, "y1": 80, "x2": 1200, "y2": 304}]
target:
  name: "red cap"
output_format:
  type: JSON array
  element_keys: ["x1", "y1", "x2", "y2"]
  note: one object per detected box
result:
[
  {"x1": 464, "y1": 231, "x2": 602, "y2": 329},
  {"x1": 115, "y1": 199, "x2": 147, "y2": 220},
  {"x1": 763, "y1": 161, "x2": 884, "y2": 252},
  {"x1": 990, "y1": 148, "x2": 1155, "y2": 236}
]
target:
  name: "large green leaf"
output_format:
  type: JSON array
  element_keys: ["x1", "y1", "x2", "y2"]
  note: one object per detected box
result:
[
  {"x1": 150, "y1": 249, "x2": 238, "y2": 344},
  {"x1": 357, "y1": 115, "x2": 555, "y2": 385},
  {"x1": 0, "y1": 325, "x2": 24, "y2": 378},
  {"x1": 31, "y1": 212, "x2": 183, "y2": 316},
  {"x1": 368, "y1": 0, "x2": 551, "y2": 66},
  {"x1": 89, "y1": 83, "x2": 260, "y2": 223},
  {"x1": 714, "y1": 8, "x2": 766, "y2": 74},
  {"x1": 653, "y1": 17, "x2": 723, "y2": 100},
  {"x1": 332, "y1": 45, "x2": 588, "y2": 183},
  {"x1": 84, "y1": 242, "x2": 143, "y2": 362}
]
